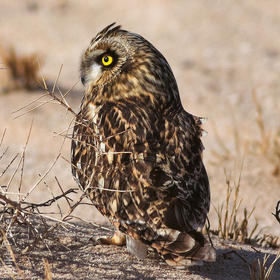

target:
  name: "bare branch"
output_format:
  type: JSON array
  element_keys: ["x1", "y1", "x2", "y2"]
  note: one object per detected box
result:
[
  {"x1": 0, "y1": 147, "x2": 9, "y2": 162},
  {"x1": 12, "y1": 64, "x2": 78, "y2": 120},
  {"x1": 22, "y1": 188, "x2": 77, "y2": 210},
  {"x1": 52, "y1": 64, "x2": 63, "y2": 94},
  {"x1": 0, "y1": 128, "x2": 7, "y2": 149},
  {"x1": 12, "y1": 93, "x2": 49, "y2": 114},
  {"x1": 55, "y1": 177, "x2": 72, "y2": 208},
  {"x1": 22, "y1": 153, "x2": 60, "y2": 202},
  {"x1": 0, "y1": 153, "x2": 19, "y2": 179},
  {"x1": 19, "y1": 120, "x2": 33, "y2": 199}
]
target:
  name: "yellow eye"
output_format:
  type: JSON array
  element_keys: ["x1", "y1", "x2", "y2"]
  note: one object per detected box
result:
[{"x1": 101, "y1": 55, "x2": 113, "y2": 66}]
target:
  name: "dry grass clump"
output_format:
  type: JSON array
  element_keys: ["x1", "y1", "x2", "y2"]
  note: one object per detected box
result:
[
  {"x1": 211, "y1": 168, "x2": 280, "y2": 249},
  {"x1": 258, "y1": 234, "x2": 280, "y2": 250},
  {"x1": 0, "y1": 46, "x2": 42, "y2": 91},
  {"x1": 211, "y1": 168, "x2": 260, "y2": 244},
  {"x1": 248, "y1": 251, "x2": 280, "y2": 280},
  {"x1": 225, "y1": 250, "x2": 280, "y2": 280},
  {"x1": 209, "y1": 90, "x2": 280, "y2": 248}
]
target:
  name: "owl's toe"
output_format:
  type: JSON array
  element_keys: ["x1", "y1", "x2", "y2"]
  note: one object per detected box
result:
[{"x1": 90, "y1": 230, "x2": 126, "y2": 246}]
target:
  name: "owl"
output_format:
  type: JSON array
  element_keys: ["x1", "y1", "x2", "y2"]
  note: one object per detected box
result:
[{"x1": 71, "y1": 23, "x2": 216, "y2": 268}]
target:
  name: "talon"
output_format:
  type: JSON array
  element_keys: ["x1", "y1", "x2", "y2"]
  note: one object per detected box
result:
[
  {"x1": 90, "y1": 231, "x2": 126, "y2": 246},
  {"x1": 90, "y1": 235, "x2": 110, "y2": 245}
]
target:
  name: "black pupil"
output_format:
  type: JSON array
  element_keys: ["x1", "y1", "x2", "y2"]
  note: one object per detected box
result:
[{"x1": 104, "y1": 56, "x2": 109, "y2": 62}]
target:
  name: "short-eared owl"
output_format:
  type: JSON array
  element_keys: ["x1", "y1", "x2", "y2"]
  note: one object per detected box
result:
[{"x1": 71, "y1": 23, "x2": 215, "y2": 268}]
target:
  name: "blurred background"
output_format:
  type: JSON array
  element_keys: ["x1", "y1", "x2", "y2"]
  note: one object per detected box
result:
[{"x1": 0, "y1": 0, "x2": 280, "y2": 236}]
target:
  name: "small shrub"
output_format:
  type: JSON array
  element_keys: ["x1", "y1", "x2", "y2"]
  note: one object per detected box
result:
[{"x1": 0, "y1": 46, "x2": 42, "y2": 91}]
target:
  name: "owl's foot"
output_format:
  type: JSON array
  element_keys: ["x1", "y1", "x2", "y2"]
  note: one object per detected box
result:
[
  {"x1": 163, "y1": 244, "x2": 216, "y2": 269},
  {"x1": 90, "y1": 230, "x2": 126, "y2": 246}
]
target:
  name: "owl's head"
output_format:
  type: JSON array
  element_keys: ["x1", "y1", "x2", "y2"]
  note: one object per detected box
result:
[{"x1": 80, "y1": 23, "x2": 180, "y2": 106}]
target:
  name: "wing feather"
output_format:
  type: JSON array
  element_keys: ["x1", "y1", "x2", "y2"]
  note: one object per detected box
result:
[{"x1": 85, "y1": 101, "x2": 210, "y2": 233}]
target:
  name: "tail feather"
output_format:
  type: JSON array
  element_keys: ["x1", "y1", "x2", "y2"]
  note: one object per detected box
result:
[{"x1": 151, "y1": 231, "x2": 216, "y2": 268}]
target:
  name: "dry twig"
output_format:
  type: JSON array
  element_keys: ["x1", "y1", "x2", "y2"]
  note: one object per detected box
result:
[
  {"x1": 249, "y1": 251, "x2": 280, "y2": 280},
  {"x1": 272, "y1": 200, "x2": 280, "y2": 225},
  {"x1": 43, "y1": 258, "x2": 53, "y2": 280}
]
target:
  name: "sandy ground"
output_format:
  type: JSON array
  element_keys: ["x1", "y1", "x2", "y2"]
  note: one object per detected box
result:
[
  {"x1": 0, "y1": 0, "x2": 280, "y2": 279},
  {"x1": 0, "y1": 219, "x2": 280, "y2": 280}
]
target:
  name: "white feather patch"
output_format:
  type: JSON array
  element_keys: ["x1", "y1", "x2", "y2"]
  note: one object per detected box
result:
[
  {"x1": 87, "y1": 63, "x2": 102, "y2": 85},
  {"x1": 100, "y1": 142, "x2": 106, "y2": 152},
  {"x1": 98, "y1": 177, "x2": 104, "y2": 188},
  {"x1": 88, "y1": 103, "x2": 99, "y2": 123}
]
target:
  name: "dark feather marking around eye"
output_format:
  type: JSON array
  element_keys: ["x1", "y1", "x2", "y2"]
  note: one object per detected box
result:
[
  {"x1": 81, "y1": 75, "x2": 85, "y2": 85},
  {"x1": 96, "y1": 51, "x2": 118, "y2": 68}
]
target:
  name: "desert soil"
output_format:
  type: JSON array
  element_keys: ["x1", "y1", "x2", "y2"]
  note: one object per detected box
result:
[
  {"x1": 0, "y1": 218, "x2": 279, "y2": 280},
  {"x1": 0, "y1": 0, "x2": 280, "y2": 279}
]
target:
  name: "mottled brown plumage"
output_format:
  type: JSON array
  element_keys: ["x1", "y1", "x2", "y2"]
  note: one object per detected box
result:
[{"x1": 71, "y1": 23, "x2": 215, "y2": 268}]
